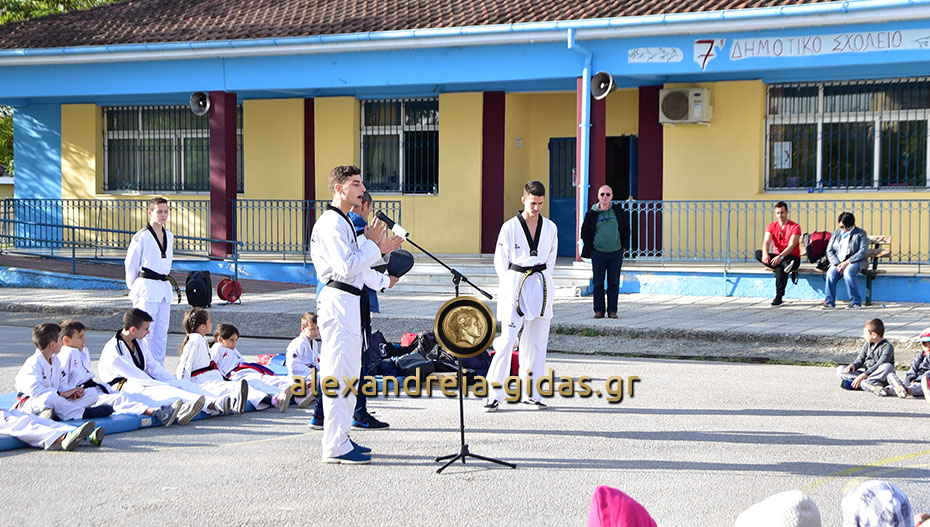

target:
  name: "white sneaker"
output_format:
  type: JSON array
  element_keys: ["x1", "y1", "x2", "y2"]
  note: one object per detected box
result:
[
  {"x1": 886, "y1": 373, "x2": 908, "y2": 398},
  {"x1": 176, "y1": 396, "x2": 205, "y2": 425},
  {"x1": 296, "y1": 394, "x2": 316, "y2": 409},
  {"x1": 921, "y1": 375, "x2": 930, "y2": 404},
  {"x1": 273, "y1": 390, "x2": 290, "y2": 412},
  {"x1": 155, "y1": 400, "x2": 183, "y2": 427},
  {"x1": 61, "y1": 421, "x2": 95, "y2": 451},
  {"x1": 522, "y1": 398, "x2": 549, "y2": 410}
]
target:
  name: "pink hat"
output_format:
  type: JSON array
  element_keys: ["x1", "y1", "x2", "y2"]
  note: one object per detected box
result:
[
  {"x1": 734, "y1": 490, "x2": 821, "y2": 527},
  {"x1": 587, "y1": 486, "x2": 657, "y2": 527},
  {"x1": 920, "y1": 327, "x2": 930, "y2": 342}
]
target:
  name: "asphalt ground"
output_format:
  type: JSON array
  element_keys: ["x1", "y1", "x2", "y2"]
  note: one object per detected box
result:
[{"x1": 0, "y1": 324, "x2": 929, "y2": 526}]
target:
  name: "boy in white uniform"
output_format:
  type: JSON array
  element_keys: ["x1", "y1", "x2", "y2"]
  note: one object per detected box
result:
[
  {"x1": 14, "y1": 323, "x2": 113, "y2": 428},
  {"x1": 0, "y1": 409, "x2": 99, "y2": 451},
  {"x1": 484, "y1": 180, "x2": 558, "y2": 412},
  {"x1": 124, "y1": 197, "x2": 174, "y2": 365},
  {"x1": 286, "y1": 312, "x2": 320, "y2": 409},
  {"x1": 58, "y1": 319, "x2": 181, "y2": 427},
  {"x1": 309, "y1": 165, "x2": 401, "y2": 464},
  {"x1": 97, "y1": 309, "x2": 217, "y2": 425}
]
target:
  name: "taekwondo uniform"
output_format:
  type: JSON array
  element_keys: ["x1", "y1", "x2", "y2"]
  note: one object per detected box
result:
[
  {"x1": 486, "y1": 212, "x2": 558, "y2": 405},
  {"x1": 0, "y1": 408, "x2": 77, "y2": 450},
  {"x1": 309, "y1": 205, "x2": 384, "y2": 459},
  {"x1": 98, "y1": 332, "x2": 226, "y2": 413},
  {"x1": 13, "y1": 350, "x2": 86, "y2": 421},
  {"x1": 125, "y1": 225, "x2": 174, "y2": 365},
  {"x1": 211, "y1": 342, "x2": 292, "y2": 410},
  {"x1": 176, "y1": 334, "x2": 248, "y2": 412},
  {"x1": 57, "y1": 345, "x2": 150, "y2": 415},
  {"x1": 285, "y1": 334, "x2": 320, "y2": 384}
]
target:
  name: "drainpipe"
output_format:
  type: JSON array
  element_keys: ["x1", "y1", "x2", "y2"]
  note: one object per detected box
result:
[{"x1": 567, "y1": 28, "x2": 592, "y2": 262}]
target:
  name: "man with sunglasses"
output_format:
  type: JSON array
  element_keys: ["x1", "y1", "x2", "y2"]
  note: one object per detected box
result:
[
  {"x1": 822, "y1": 212, "x2": 869, "y2": 310},
  {"x1": 581, "y1": 185, "x2": 630, "y2": 319},
  {"x1": 754, "y1": 201, "x2": 801, "y2": 306}
]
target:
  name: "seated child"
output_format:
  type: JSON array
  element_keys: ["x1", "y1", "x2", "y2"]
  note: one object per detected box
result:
[
  {"x1": 98, "y1": 308, "x2": 221, "y2": 424},
  {"x1": 285, "y1": 312, "x2": 320, "y2": 409},
  {"x1": 209, "y1": 323, "x2": 292, "y2": 412},
  {"x1": 836, "y1": 318, "x2": 896, "y2": 396},
  {"x1": 886, "y1": 327, "x2": 930, "y2": 401},
  {"x1": 57, "y1": 319, "x2": 182, "y2": 427},
  {"x1": 734, "y1": 490, "x2": 821, "y2": 527},
  {"x1": 841, "y1": 480, "x2": 912, "y2": 527},
  {"x1": 0, "y1": 409, "x2": 103, "y2": 451},
  {"x1": 14, "y1": 323, "x2": 114, "y2": 422},
  {"x1": 176, "y1": 308, "x2": 248, "y2": 415}
]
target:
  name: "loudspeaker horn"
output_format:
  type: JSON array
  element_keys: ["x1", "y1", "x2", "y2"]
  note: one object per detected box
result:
[
  {"x1": 189, "y1": 92, "x2": 210, "y2": 116},
  {"x1": 591, "y1": 71, "x2": 616, "y2": 100}
]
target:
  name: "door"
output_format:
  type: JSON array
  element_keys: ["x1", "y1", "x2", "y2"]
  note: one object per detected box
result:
[{"x1": 548, "y1": 137, "x2": 577, "y2": 257}]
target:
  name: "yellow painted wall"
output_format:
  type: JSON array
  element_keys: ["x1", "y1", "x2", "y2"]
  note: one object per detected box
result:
[
  {"x1": 314, "y1": 97, "x2": 360, "y2": 200},
  {"x1": 61, "y1": 104, "x2": 99, "y2": 200},
  {"x1": 385, "y1": 93, "x2": 483, "y2": 254},
  {"x1": 0, "y1": 184, "x2": 12, "y2": 199}
]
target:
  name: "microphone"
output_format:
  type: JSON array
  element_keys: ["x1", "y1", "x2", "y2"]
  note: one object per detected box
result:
[{"x1": 376, "y1": 211, "x2": 409, "y2": 239}]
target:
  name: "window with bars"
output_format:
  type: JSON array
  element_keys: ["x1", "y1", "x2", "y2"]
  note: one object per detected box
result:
[
  {"x1": 766, "y1": 78, "x2": 930, "y2": 190},
  {"x1": 360, "y1": 98, "x2": 439, "y2": 194},
  {"x1": 103, "y1": 106, "x2": 244, "y2": 193}
]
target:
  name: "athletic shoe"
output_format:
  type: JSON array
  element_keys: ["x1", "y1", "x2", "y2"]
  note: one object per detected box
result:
[
  {"x1": 352, "y1": 415, "x2": 389, "y2": 429},
  {"x1": 88, "y1": 426, "x2": 105, "y2": 447},
  {"x1": 350, "y1": 439, "x2": 372, "y2": 454},
  {"x1": 296, "y1": 394, "x2": 316, "y2": 409},
  {"x1": 483, "y1": 400, "x2": 499, "y2": 412},
  {"x1": 61, "y1": 421, "x2": 95, "y2": 451},
  {"x1": 176, "y1": 396, "x2": 205, "y2": 425},
  {"x1": 155, "y1": 400, "x2": 182, "y2": 427},
  {"x1": 820, "y1": 302, "x2": 835, "y2": 310},
  {"x1": 861, "y1": 382, "x2": 886, "y2": 396},
  {"x1": 847, "y1": 303, "x2": 862, "y2": 309},
  {"x1": 790, "y1": 272, "x2": 799, "y2": 285},
  {"x1": 234, "y1": 379, "x2": 249, "y2": 414},
  {"x1": 887, "y1": 373, "x2": 908, "y2": 398},
  {"x1": 221, "y1": 397, "x2": 232, "y2": 416},
  {"x1": 783, "y1": 259, "x2": 796, "y2": 273},
  {"x1": 309, "y1": 415, "x2": 324, "y2": 430},
  {"x1": 522, "y1": 398, "x2": 549, "y2": 410},
  {"x1": 922, "y1": 375, "x2": 930, "y2": 404},
  {"x1": 322, "y1": 449, "x2": 371, "y2": 465},
  {"x1": 37, "y1": 408, "x2": 54, "y2": 420},
  {"x1": 771, "y1": 297, "x2": 783, "y2": 307},
  {"x1": 273, "y1": 390, "x2": 290, "y2": 412}
]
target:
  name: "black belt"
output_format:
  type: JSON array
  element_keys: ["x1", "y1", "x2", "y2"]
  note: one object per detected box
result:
[
  {"x1": 509, "y1": 263, "x2": 547, "y2": 273},
  {"x1": 139, "y1": 267, "x2": 169, "y2": 281},
  {"x1": 509, "y1": 263, "x2": 548, "y2": 318},
  {"x1": 327, "y1": 280, "x2": 362, "y2": 296},
  {"x1": 80, "y1": 380, "x2": 103, "y2": 391},
  {"x1": 108, "y1": 377, "x2": 127, "y2": 390}
]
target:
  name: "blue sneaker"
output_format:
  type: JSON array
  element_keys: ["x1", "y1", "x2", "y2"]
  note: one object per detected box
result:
[
  {"x1": 350, "y1": 439, "x2": 372, "y2": 454},
  {"x1": 352, "y1": 415, "x2": 389, "y2": 429},
  {"x1": 322, "y1": 448, "x2": 372, "y2": 464},
  {"x1": 309, "y1": 415, "x2": 323, "y2": 430}
]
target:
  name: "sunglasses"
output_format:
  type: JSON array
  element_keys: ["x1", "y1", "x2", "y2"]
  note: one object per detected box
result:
[{"x1": 599, "y1": 193, "x2": 612, "y2": 196}]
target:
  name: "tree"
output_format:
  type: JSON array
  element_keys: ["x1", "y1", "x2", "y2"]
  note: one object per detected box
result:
[{"x1": 0, "y1": 0, "x2": 119, "y2": 175}]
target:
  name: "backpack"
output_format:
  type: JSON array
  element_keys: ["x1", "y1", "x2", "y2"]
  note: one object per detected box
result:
[
  {"x1": 185, "y1": 271, "x2": 212, "y2": 307},
  {"x1": 803, "y1": 231, "x2": 832, "y2": 271}
]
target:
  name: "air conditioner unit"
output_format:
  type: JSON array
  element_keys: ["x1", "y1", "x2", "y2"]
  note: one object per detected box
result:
[{"x1": 659, "y1": 88, "x2": 712, "y2": 124}]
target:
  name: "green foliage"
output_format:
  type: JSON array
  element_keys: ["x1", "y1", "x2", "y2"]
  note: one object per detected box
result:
[
  {"x1": 0, "y1": 1, "x2": 115, "y2": 24},
  {"x1": 0, "y1": 107, "x2": 12, "y2": 176}
]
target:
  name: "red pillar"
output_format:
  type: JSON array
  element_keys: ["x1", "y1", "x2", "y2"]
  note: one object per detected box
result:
[
  {"x1": 590, "y1": 96, "x2": 607, "y2": 207},
  {"x1": 637, "y1": 86, "x2": 664, "y2": 254},
  {"x1": 481, "y1": 91, "x2": 505, "y2": 254},
  {"x1": 209, "y1": 91, "x2": 237, "y2": 257},
  {"x1": 304, "y1": 98, "x2": 316, "y2": 247}
]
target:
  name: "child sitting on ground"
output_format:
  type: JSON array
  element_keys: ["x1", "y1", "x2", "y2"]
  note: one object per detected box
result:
[
  {"x1": 209, "y1": 323, "x2": 293, "y2": 412},
  {"x1": 837, "y1": 318, "x2": 896, "y2": 396},
  {"x1": 0, "y1": 409, "x2": 102, "y2": 451},
  {"x1": 885, "y1": 327, "x2": 930, "y2": 401},
  {"x1": 285, "y1": 312, "x2": 320, "y2": 409},
  {"x1": 14, "y1": 323, "x2": 113, "y2": 432},
  {"x1": 177, "y1": 308, "x2": 249, "y2": 415},
  {"x1": 57, "y1": 319, "x2": 182, "y2": 427}
]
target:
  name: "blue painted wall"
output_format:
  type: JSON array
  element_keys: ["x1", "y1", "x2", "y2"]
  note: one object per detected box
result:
[{"x1": 12, "y1": 105, "x2": 63, "y2": 247}]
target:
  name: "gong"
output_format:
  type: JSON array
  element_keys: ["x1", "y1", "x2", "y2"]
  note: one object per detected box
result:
[{"x1": 433, "y1": 296, "x2": 495, "y2": 359}]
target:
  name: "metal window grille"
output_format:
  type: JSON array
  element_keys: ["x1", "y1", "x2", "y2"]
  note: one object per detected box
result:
[
  {"x1": 766, "y1": 78, "x2": 930, "y2": 191},
  {"x1": 103, "y1": 105, "x2": 244, "y2": 193},
  {"x1": 360, "y1": 98, "x2": 439, "y2": 194}
]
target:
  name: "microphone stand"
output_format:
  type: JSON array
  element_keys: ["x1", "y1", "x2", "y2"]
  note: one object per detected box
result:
[{"x1": 386, "y1": 225, "x2": 514, "y2": 473}]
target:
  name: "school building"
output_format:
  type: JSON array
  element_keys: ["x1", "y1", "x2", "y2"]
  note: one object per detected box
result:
[{"x1": 0, "y1": 0, "x2": 929, "y2": 291}]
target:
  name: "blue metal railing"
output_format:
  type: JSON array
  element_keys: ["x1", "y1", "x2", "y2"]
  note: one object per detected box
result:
[
  {"x1": 0, "y1": 218, "x2": 242, "y2": 280},
  {"x1": 622, "y1": 199, "x2": 930, "y2": 269}
]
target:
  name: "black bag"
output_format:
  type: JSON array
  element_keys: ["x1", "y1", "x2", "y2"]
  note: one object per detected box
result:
[
  {"x1": 185, "y1": 271, "x2": 212, "y2": 307},
  {"x1": 395, "y1": 352, "x2": 435, "y2": 379}
]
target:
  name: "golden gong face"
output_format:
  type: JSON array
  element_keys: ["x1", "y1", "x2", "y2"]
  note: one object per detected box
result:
[{"x1": 434, "y1": 296, "x2": 495, "y2": 358}]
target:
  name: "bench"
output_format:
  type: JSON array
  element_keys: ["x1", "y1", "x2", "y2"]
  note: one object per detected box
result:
[{"x1": 863, "y1": 234, "x2": 891, "y2": 306}]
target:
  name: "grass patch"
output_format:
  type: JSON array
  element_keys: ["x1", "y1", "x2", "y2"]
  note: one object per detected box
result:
[{"x1": 554, "y1": 326, "x2": 606, "y2": 337}]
